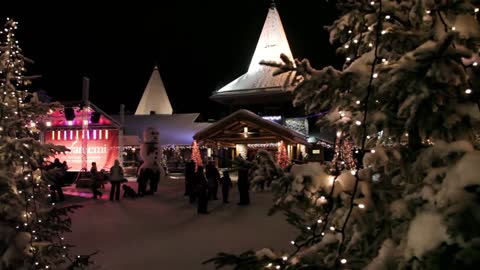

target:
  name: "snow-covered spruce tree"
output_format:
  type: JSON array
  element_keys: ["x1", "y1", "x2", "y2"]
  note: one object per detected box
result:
[
  {"x1": 0, "y1": 18, "x2": 94, "y2": 269},
  {"x1": 206, "y1": 1, "x2": 480, "y2": 269}
]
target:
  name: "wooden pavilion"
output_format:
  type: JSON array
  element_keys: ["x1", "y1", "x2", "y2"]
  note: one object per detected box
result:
[{"x1": 193, "y1": 109, "x2": 308, "y2": 166}]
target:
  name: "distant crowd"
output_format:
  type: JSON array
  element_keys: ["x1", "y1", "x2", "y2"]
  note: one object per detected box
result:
[{"x1": 48, "y1": 154, "x2": 256, "y2": 216}]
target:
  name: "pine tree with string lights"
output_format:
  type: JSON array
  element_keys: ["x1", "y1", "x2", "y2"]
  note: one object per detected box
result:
[
  {"x1": 277, "y1": 141, "x2": 289, "y2": 169},
  {"x1": 0, "y1": 18, "x2": 95, "y2": 269},
  {"x1": 206, "y1": 1, "x2": 480, "y2": 269},
  {"x1": 191, "y1": 140, "x2": 203, "y2": 171}
]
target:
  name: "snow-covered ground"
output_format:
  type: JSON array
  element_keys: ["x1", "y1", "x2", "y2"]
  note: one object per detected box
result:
[{"x1": 62, "y1": 177, "x2": 296, "y2": 270}]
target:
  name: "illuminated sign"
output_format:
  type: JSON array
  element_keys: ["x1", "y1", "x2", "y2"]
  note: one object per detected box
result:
[
  {"x1": 312, "y1": 149, "x2": 321, "y2": 154},
  {"x1": 44, "y1": 129, "x2": 119, "y2": 171}
]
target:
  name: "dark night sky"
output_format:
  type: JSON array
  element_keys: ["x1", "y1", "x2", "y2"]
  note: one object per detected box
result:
[{"x1": 4, "y1": 1, "x2": 341, "y2": 119}]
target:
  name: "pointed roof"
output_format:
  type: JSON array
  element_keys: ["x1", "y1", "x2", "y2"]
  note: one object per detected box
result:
[
  {"x1": 211, "y1": 4, "x2": 294, "y2": 103},
  {"x1": 135, "y1": 66, "x2": 173, "y2": 115}
]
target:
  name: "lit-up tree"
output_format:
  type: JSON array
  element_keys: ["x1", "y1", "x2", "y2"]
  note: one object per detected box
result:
[
  {"x1": 277, "y1": 141, "x2": 289, "y2": 169},
  {"x1": 0, "y1": 18, "x2": 94, "y2": 269},
  {"x1": 191, "y1": 140, "x2": 203, "y2": 171},
  {"x1": 207, "y1": 1, "x2": 480, "y2": 269}
]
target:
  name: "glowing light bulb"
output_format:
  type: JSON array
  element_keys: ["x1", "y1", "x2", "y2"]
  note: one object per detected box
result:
[
  {"x1": 307, "y1": 226, "x2": 311, "y2": 230},
  {"x1": 266, "y1": 263, "x2": 273, "y2": 268},
  {"x1": 330, "y1": 226, "x2": 335, "y2": 231},
  {"x1": 356, "y1": 100, "x2": 360, "y2": 104},
  {"x1": 385, "y1": 15, "x2": 391, "y2": 19},
  {"x1": 355, "y1": 121, "x2": 361, "y2": 126},
  {"x1": 336, "y1": 131, "x2": 342, "y2": 137},
  {"x1": 369, "y1": 42, "x2": 373, "y2": 47},
  {"x1": 317, "y1": 219, "x2": 323, "y2": 223},
  {"x1": 346, "y1": 57, "x2": 351, "y2": 61},
  {"x1": 465, "y1": 89, "x2": 472, "y2": 94},
  {"x1": 475, "y1": 8, "x2": 479, "y2": 13},
  {"x1": 275, "y1": 266, "x2": 280, "y2": 270},
  {"x1": 473, "y1": 62, "x2": 478, "y2": 66},
  {"x1": 381, "y1": 30, "x2": 387, "y2": 35},
  {"x1": 351, "y1": 170, "x2": 357, "y2": 175},
  {"x1": 452, "y1": 26, "x2": 456, "y2": 31},
  {"x1": 353, "y1": 39, "x2": 358, "y2": 43},
  {"x1": 371, "y1": 149, "x2": 376, "y2": 153},
  {"x1": 358, "y1": 204, "x2": 365, "y2": 209},
  {"x1": 344, "y1": 44, "x2": 349, "y2": 49},
  {"x1": 321, "y1": 232, "x2": 325, "y2": 236},
  {"x1": 45, "y1": 121, "x2": 51, "y2": 127},
  {"x1": 282, "y1": 256, "x2": 288, "y2": 261},
  {"x1": 290, "y1": 241, "x2": 295, "y2": 245},
  {"x1": 348, "y1": 30, "x2": 352, "y2": 34},
  {"x1": 366, "y1": 135, "x2": 371, "y2": 139},
  {"x1": 341, "y1": 259, "x2": 347, "y2": 264},
  {"x1": 373, "y1": 73, "x2": 378, "y2": 78},
  {"x1": 370, "y1": 1, "x2": 375, "y2": 5}
]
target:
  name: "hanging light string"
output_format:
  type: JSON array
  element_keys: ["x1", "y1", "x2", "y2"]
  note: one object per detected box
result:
[
  {"x1": 436, "y1": 8, "x2": 480, "y2": 111},
  {"x1": 335, "y1": 0, "x2": 383, "y2": 267}
]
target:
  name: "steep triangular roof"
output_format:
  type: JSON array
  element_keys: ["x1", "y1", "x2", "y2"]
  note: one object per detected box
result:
[
  {"x1": 135, "y1": 66, "x2": 173, "y2": 115},
  {"x1": 214, "y1": 4, "x2": 294, "y2": 95}
]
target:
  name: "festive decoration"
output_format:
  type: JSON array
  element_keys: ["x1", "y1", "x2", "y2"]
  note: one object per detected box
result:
[
  {"x1": 0, "y1": 18, "x2": 94, "y2": 269},
  {"x1": 191, "y1": 140, "x2": 203, "y2": 170},
  {"x1": 206, "y1": 1, "x2": 480, "y2": 269},
  {"x1": 331, "y1": 134, "x2": 356, "y2": 171},
  {"x1": 276, "y1": 141, "x2": 289, "y2": 169},
  {"x1": 139, "y1": 127, "x2": 165, "y2": 182}
]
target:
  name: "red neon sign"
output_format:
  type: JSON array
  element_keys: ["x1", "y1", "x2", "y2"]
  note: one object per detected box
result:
[{"x1": 45, "y1": 129, "x2": 119, "y2": 171}]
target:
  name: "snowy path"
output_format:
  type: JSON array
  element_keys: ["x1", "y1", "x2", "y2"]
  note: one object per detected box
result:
[{"x1": 63, "y1": 178, "x2": 296, "y2": 270}]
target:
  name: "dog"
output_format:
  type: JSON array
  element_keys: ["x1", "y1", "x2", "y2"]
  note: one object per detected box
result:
[{"x1": 122, "y1": 184, "x2": 138, "y2": 198}]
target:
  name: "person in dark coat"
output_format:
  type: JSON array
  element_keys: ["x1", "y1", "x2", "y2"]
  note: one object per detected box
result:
[
  {"x1": 90, "y1": 162, "x2": 103, "y2": 199},
  {"x1": 184, "y1": 160, "x2": 195, "y2": 196},
  {"x1": 49, "y1": 160, "x2": 65, "y2": 202},
  {"x1": 220, "y1": 171, "x2": 233, "y2": 203},
  {"x1": 137, "y1": 167, "x2": 147, "y2": 197},
  {"x1": 205, "y1": 161, "x2": 220, "y2": 200},
  {"x1": 109, "y1": 159, "x2": 124, "y2": 201},
  {"x1": 237, "y1": 167, "x2": 250, "y2": 205},
  {"x1": 195, "y1": 166, "x2": 208, "y2": 214},
  {"x1": 185, "y1": 160, "x2": 197, "y2": 203},
  {"x1": 122, "y1": 184, "x2": 137, "y2": 198}
]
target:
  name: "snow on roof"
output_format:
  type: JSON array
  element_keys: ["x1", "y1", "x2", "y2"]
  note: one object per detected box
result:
[
  {"x1": 135, "y1": 66, "x2": 173, "y2": 115},
  {"x1": 117, "y1": 113, "x2": 210, "y2": 146},
  {"x1": 213, "y1": 5, "x2": 294, "y2": 96},
  {"x1": 194, "y1": 109, "x2": 308, "y2": 145}
]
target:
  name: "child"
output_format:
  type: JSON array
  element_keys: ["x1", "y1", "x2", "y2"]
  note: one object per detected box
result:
[
  {"x1": 220, "y1": 171, "x2": 233, "y2": 204},
  {"x1": 122, "y1": 184, "x2": 137, "y2": 198}
]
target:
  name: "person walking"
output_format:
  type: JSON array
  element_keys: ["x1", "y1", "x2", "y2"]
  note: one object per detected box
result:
[
  {"x1": 220, "y1": 171, "x2": 233, "y2": 204},
  {"x1": 195, "y1": 166, "x2": 208, "y2": 214},
  {"x1": 205, "y1": 161, "x2": 220, "y2": 200},
  {"x1": 90, "y1": 162, "x2": 102, "y2": 199},
  {"x1": 237, "y1": 166, "x2": 250, "y2": 205},
  {"x1": 109, "y1": 160, "x2": 124, "y2": 201}
]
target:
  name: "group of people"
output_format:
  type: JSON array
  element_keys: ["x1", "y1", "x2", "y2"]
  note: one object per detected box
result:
[
  {"x1": 46, "y1": 158, "x2": 69, "y2": 203},
  {"x1": 184, "y1": 160, "x2": 250, "y2": 214},
  {"x1": 90, "y1": 159, "x2": 126, "y2": 201}
]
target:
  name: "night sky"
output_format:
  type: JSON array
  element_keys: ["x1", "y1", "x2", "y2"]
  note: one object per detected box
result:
[{"x1": 4, "y1": 0, "x2": 341, "y2": 119}]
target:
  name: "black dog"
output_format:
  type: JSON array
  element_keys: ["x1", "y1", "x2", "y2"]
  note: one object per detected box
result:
[{"x1": 122, "y1": 184, "x2": 137, "y2": 198}]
